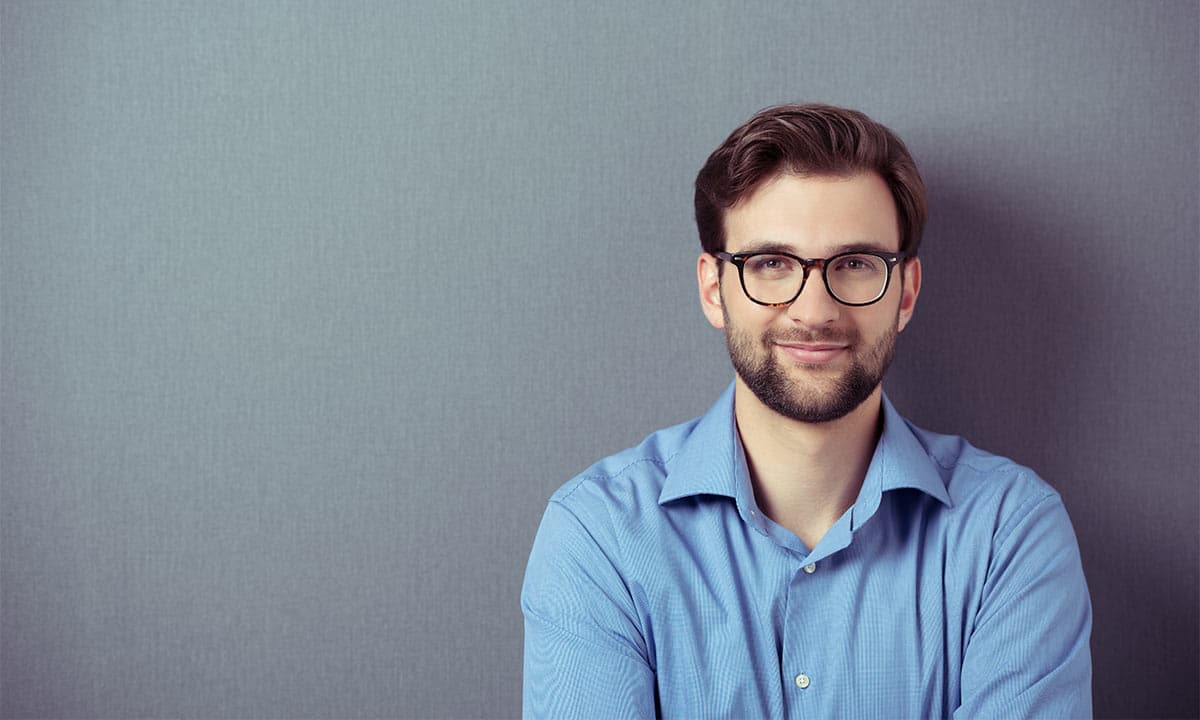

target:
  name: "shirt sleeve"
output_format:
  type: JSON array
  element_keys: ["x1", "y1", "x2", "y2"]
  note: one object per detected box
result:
[
  {"x1": 955, "y1": 489, "x2": 1093, "y2": 719},
  {"x1": 521, "y1": 498, "x2": 656, "y2": 719}
]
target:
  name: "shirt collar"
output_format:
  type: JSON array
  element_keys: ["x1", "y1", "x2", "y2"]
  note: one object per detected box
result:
[
  {"x1": 658, "y1": 382, "x2": 952, "y2": 511},
  {"x1": 851, "y1": 393, "x2": 953, "y2": 528},
  {"x1": 658, "y1": 382, "x2": 740, "y2": 504}
]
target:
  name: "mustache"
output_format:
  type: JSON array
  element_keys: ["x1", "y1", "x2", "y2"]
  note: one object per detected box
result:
[{"x1": 763, "y1": 328, "x2": 858, "y2": 345}]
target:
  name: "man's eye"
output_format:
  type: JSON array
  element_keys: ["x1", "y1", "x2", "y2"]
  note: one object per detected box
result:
[
  {"x1": 746, "y1": 255, "x2": 795, "y2": 274},
  {"x1": 830, "y1": 255, "x2": 882, "y2": 273}
]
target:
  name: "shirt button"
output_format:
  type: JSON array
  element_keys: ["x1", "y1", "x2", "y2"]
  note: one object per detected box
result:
[
  {"x1": 804, "y1": 563, "x2": 817, "y2": 574},
  {"x1": 795, "y1": 673, "x2": 811, "y2": 689}
]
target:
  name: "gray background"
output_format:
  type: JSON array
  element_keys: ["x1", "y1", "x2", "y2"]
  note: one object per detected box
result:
[{"x1": 2, "y1": 1, "x2": 1197, "y2": 718}]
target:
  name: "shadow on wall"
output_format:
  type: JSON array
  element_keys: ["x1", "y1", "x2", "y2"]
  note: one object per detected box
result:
[
  {"x1": 888, "y1": 162, "x2": 1198, "y2": 718},
  {"x1": 892, "y1": 166, "x2": 1099, "y2": 452}
]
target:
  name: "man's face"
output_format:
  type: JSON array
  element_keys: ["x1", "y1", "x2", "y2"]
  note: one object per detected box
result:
[{"x1": 697, "y1": 172, "x2": 921, "y2": 423}]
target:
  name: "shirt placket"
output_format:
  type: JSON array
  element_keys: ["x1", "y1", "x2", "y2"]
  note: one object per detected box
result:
[{"x1": 781, "y1": 548, "x2": 829, "y2": 718}]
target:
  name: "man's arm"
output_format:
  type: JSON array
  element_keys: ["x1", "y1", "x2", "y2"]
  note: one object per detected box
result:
[
  {"x1": 521, "y1": 499, "x2": 656, "y2": 719},
  {"x1": 956, "y1": 490, "x2": 1093, "y2": 718}
]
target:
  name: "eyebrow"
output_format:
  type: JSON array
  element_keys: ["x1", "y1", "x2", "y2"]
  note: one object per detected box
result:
[{"x1": 735, "y1": 240, "x2": 897, "y2": 256}]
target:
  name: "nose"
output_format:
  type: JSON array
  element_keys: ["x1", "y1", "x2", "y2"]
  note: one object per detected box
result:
[{"x1": 786, "y1": 266, "x2": 841, "y2": 327}]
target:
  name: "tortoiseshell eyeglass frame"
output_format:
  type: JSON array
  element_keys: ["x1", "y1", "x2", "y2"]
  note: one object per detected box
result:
[{"x1": 713, "y1": 250, "x2": 909, "y2": 307}]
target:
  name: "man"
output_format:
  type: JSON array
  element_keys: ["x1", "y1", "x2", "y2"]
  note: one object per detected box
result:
[{"x1": 521, "y1": 104, "x2": 1092, "y2": 718}]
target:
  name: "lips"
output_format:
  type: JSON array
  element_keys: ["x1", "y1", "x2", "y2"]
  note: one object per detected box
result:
[{"x1": 775, "y1": 342, "x2": 849, "y2": 365}]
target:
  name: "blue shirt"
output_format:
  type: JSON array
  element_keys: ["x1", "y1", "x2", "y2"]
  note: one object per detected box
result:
[{"x1": 522, "y1": 383, "x2": 1092, "y2": 719}]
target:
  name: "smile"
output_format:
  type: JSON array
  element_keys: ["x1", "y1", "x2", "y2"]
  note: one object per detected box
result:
[{"x1": 774, "y1": 342, "x2": 849, "y2": 365}]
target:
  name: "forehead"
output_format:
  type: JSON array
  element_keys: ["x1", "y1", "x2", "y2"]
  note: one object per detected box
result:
[{"x1": 724, "y1": 172, "x2": 900, "y2": 255}]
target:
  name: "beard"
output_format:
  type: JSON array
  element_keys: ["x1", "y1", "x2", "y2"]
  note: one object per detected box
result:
[{"x1": 724, "y1": 306, "x2": 899, "y2": 424}]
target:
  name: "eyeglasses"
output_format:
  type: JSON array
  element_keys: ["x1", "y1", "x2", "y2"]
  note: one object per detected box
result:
[{"x1": 714, "y1": 250, "x2": 908, "y2": 307}]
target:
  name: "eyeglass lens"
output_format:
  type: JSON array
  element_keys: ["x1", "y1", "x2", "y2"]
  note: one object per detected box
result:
[{"x1": 741, "y1": 253, "x2": 890, "y2": 305}]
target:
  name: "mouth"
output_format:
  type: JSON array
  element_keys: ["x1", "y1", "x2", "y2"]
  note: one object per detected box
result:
[{"x1": 774, "y1": 342, "x2": 849, "y2": 365}]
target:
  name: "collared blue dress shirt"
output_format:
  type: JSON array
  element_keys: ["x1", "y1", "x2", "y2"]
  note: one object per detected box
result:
[{"x1": 522, "y1": 383, "x2": 1092, "y2": 719}]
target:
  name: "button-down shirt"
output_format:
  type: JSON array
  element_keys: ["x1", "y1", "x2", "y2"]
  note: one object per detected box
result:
[{"x1": 522, "y1": 383, "x2": 1092, "y2": 718}]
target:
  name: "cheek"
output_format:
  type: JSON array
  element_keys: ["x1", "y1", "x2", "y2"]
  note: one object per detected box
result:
[
  {"x1": 846, "y1": 307, "x2": 899, "y2": 340},
  {"x1": 726, "y1": 305, "x2": 779, "y2": 337}
]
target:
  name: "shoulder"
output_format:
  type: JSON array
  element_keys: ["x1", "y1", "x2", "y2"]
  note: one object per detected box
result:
[
  {"x1": 548, "y1": 416, "x2": 701, "y2": 526},
  {"x1": 915, "y1": 421, "x2": 1059, "y2": 505},
  {"x1": 521, "y1": 415, "x2": 706, "y2": 641},
  {"x1": 902, "y1": 419, "x2": 1078, "y2": 559}
]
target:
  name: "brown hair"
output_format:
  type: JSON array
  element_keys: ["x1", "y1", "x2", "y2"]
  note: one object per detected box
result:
[{"x1": 694, "y1": 103, "x2": 926, "y2": 255}]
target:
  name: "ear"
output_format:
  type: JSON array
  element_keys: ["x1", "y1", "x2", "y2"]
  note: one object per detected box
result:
[
  {"x1": 697, "y1": 253, "x2": 726, "y2": 329},
  {"x1": 896, "y1": 257, "x2": 921, "y2": 333}
]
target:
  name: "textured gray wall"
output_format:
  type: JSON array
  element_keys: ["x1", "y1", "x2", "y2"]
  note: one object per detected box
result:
[{"x1": 2, "y1": 1, "x2": 1196, "y2": 718}]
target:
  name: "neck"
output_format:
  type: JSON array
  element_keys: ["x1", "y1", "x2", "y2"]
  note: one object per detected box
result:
[{"x1": 733, "y1": 379, "x2": 883, "y2": 550}]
